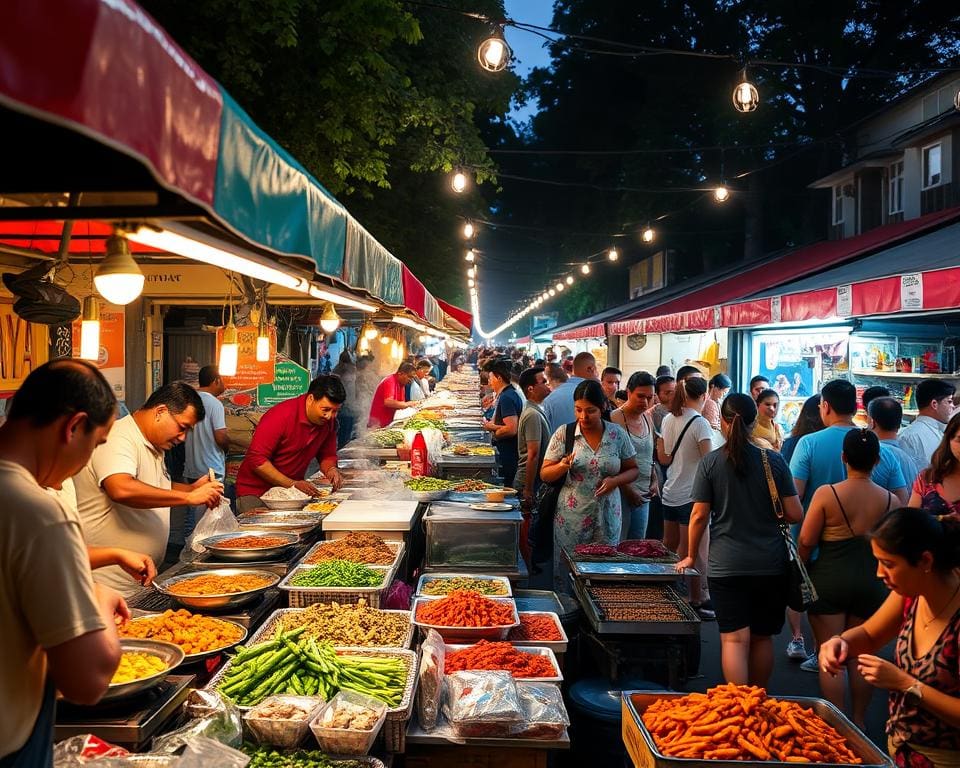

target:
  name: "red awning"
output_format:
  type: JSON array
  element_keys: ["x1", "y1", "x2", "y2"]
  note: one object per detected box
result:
[
  {"x1": 553, "y1": 323, "x2": 606, "y2": 341},
  {"x1": 437, "y1": 298, "x2": 472, "y2": 332},
  {"x1": 609, "y1": 207, "x2": 960, "y2": 335}
]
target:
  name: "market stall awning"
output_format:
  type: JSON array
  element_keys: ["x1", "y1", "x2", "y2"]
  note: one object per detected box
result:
[
  {"x1": 0, "y1": 0, "x2": 454, "y2": 330},
  {"x1": 553, "y1": 323, "x2": 607, "y2": 341},
  {"x1": 437, "y1": 298, "x2": 472, "y2": 334},
  {"x1": 609, "y1": 206, "x2": 960, "y2": 335}
]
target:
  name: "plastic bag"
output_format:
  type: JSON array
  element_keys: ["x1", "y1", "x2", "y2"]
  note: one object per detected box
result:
[
  {"x1": 181, "y1": 497, "x2": 237, "y2": 561},
  {"x1": 382, "y1": 579, "x2": 413, "y2": 610},
  {"x1": 152, "y1": 691, "x2": 243, "y2": 752},
  {"x1": 443, "y1": 670, "x2": 522, "y2": 738},
  {"x1": 172, "y1": 737, "x2": 248, "y2": 768},
  {"x1": 511, "y1": 682, "x2": 570, "y2": 740},
  {"x1": 54, "y1": 735, "x2": 130, "y2": 766},
  {"x1": 416, "y1": 629, "x2": 446, "y2": 730}
]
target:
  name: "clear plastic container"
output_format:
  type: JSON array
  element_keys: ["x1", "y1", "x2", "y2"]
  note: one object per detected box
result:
[
  {"x1": 309, "y1": 690, "x2": 387, "y2": 755},
  {"x1": 243, "y1": 695, "x2": 325, "y2": 748}
]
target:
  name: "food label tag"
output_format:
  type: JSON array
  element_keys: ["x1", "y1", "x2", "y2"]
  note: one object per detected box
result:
[
  {"x1": 836, "y1": 285, "x2": 853, "y2": 317},
  {"x1": 901, "y1": 273, "x2": 923, "y2": 311}
]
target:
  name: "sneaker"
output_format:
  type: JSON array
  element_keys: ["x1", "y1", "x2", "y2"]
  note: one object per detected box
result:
[
  {"x1": 786, "y1": 637, "x2": 807, "y2": 660},
  {"x1": 800, "y1": 653, "x2": 820, "y2": 673},
  {"x1": 692, "y1": 600, "x2": 716, "y2": 620}
]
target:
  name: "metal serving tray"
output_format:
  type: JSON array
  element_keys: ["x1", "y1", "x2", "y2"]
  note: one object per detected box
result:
[
  {"x1": 564, "y1": 548, "x2": 697, "y2": 581},
  {"x1": 199, "y1": 530, "x2": 299, "y2": 562},
  {"x1": 416, "y1": 572, "x2": 513, "y2": 598},
  {"x1": 412, "y1": 595, "x2": 519, "y2": 641},
  {"x1": 509, "y1": 611, "x2": 569, "y2": 655},
  {"x1": 298, "y1": 538, "x2": 404, "y2": 568},
  {"x1": 122, "y1": 612, "x2": 248, "y2": 663},
  {"x1": 622, "y1": 691, "x2": 893, "y2": 768},
  {"x1": 248, "y1": 607, "x2": 416, "y2": 650},
  {"x1": 575, "y1": 580, "x2": 701, "y2": 636},
  {"x1": 445, "y1": 642, "x2": 562, "y2": 683}
]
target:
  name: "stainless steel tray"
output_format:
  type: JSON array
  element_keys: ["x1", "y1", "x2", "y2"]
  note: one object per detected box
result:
[
  {"x1": 416, "y1": 572, "x2": 513, "y2": 598},
  {"x1": 412, "y1": 595, "x2": 519, "y2": 641},
  {"x1": 445, "y1": 642, "x2": 562, "y2": 683},
  {"x1": 622, "y1": 691, "x2": 893, "y2": 768},
  {"x1": 199, "y1": 530, "x2": 299, "y2": 562},
  {"x1": 575, "y1": 580, "x2": 701, "y2": 635},
  {"x1": 298, "y1": 538, "x2": 404, "y2": 568},
  {"x1": 564, "y1": 549, "x2": 697, "y2": 580},
  {"x1": 121, "y1": 612, "x2": 247, "y2": 663},
  {"x1": 248, "y1": 607, "x2": 416, "y2": 649},
  {"x1": 509, "y1": 611, "x2": 569, "y2": 655},
  {"x1": 153, "y1": 568, "x2": 281, "y2": 610},
  {"x1": 279, "y1": 564, "x2": 393, "y2": 593}
]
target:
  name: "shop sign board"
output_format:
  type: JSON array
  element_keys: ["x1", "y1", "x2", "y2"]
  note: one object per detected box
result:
[
  {"x1": 71, "y1": 302, "x2": 125, "y2": 400},
  {"x1": 257, "y1": 359, "x2": 310, "y2": 406},
  {"x1": 901, "y1": 273, "x2": 923, "y2": 311},
  {"x1": 836, "y1": 285, "x2": 853, "y2": 317},
  {"x1": 216, "y1": 325, "x2": 277, "y2": 390}
]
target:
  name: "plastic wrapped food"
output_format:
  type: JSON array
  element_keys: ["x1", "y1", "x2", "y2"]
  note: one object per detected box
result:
[
  {"x1": 310, "y1": 690, "x2": 387, "y2": 755},
  {"x1": 152, "y1": 691, "x2": 243, "y2": 753},
  {"x1": 511, "y1": 683, "x2": 570, "y2": 740},
  {"x1": 443, "y1": 671, "x2": 523, "y2": 738},
  {"x1": 244, "y1": 695, "x2": 325, "y2": 748},
  {"x1": 416, "y1": 629, "x2": 445, "y2": 731}
]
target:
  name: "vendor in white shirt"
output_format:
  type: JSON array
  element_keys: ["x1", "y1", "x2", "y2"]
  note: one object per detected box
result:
[
  {"x1": 74, "y1": 382, "x2": 223, "y2": 597},
  {"x1": 899, "y1": 379, "x2": 956, "y2": 470},
  {"x1": 408, "y1": 359, "x2": 433, "y2": 402}
]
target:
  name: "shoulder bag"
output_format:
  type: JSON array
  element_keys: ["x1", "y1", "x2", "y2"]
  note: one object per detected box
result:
[
  {"x1": 661, "y1": 414, "x2": 703, "y2": 474},
  {"x1": 760, "y1": 448, "x2": 818, "y2": 611},
  {"x1": 530, "y1": 422, "x2": 577, "y2": 562}
]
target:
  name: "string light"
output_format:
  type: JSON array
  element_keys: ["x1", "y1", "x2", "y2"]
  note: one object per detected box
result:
[
  {"x1": 478, "y1": 27, "x2": 511, "y2": 72},
  {"x1": 642, "y1": 226, "x2": 655, "y2": 243},
  {"x1": 79, "y1": 296, "x2": 100, "y2": 361},
  {"x1": 451, "y1": 170, "x2": 468, "y2": 193},
  {"x1": 319, "y1": 303, "x2": 341, "y2": 334},
  {"x1": 219, "y1": 321, "x2": 238, "y2": 377},
  {"x1": 732, "y1": 67, "x2": 759, "y2": 113},
  {"x1": 581, "y1": 263, "x2": 591, "y2": 274},
  {"x1": 465, "y1": 249, "x2": 475, "y2": 262},
  {"x1": 463, "y1": 221, "x2": 475, "y2": 238},
  {"x1": 608, "y1": 247, "x2": 619, "y2": 261},
  {"x1": 468, "y1": 278, "x2": 475, "y2": 287},
  {"x1": 256, "y1": 303, "x2": 271, "y2": 362},
  {"x1": 361, "y1": 318, "x2": 379, "y2": 340},
  {"x1": 549, "y1": 288, "x2": 556, "y2": 296},
  {"x1": 565, "y1": 275, "x2": 574, "y2": 285},
  {"x1": 467, "y1": 266, "x2": 476, "y2": 278},
  {"x1": 714, "y1": 185, "x2": 730, "y2": 202},
  {"x1": 555, "y1": 282, "x2": 564, "y2": 292}
]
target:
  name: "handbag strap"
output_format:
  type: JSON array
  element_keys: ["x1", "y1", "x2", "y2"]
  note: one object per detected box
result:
[
  {"x1": 760, "y1": 448, "x2": 786, "y2": 522},
  {"x1": 663, "y1": 414, "x2": 702, "y2": 467}
]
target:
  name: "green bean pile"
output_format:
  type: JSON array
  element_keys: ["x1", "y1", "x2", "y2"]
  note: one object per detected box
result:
[
  {"x1": 403, "y1": 477, "x2": 453, "y2": 492},
  {"x1": 243, "y1": 745, "x2": 372, "y2": 767},
  {"x1": 290, "y1": 560, "x2": 384, "y2": 588},
  {"x1": 219, "y1": 627, "x2": 407, "y2": 707}
]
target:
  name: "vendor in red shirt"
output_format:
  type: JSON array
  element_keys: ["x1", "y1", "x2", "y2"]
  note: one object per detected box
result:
[
  {"x1": 235, "y1": 375, "x2": 346, "y2": 513},
  {"x1": 367, "y1": 362, "x2": 418, "y2": 428}
]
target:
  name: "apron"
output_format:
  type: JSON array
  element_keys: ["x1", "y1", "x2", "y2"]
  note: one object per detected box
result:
[{"x1": 0, "y1": 679, "x2": 56, "y2": 768}]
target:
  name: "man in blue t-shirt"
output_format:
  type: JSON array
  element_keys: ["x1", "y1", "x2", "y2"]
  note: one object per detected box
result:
[
  {"x1": 789, "y1": 379, "x2": 909, "y2": 509},
  {"x1": 482, "y1": 360, "x2": 523, "y2": 487}
]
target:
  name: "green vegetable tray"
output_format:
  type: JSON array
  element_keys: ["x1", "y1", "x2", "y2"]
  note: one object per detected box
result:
[
  {"x1": 209, "y1": 646, "x2": 418, "y2": 752},
  {"x1": 279, "y1": 564, "x2": 397, "y2": 609},
  {"x1": 249, "y1": 608, "x2": 416, "y2": 651},
  {"x1": 241, "y1": 748, "x2": 385, "y2": 768}
]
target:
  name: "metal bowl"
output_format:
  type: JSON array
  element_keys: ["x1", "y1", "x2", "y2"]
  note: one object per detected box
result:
[
  {"x1": 198, "y1": 530, "x2": 300, "y2": 562},
  {"x1": 121, "y1": 613, "x2": 248, "y2": 663},
  {"x1": 259, "y1": 497, "x2": 309, "y2": 511},
  {"x1": 154, "y1": 568, "x2": 281, "y2": 610},
  {"x1": 238, "y1": 511, "x2": 323, "y2": 535},
  {"x1": 409, "y1": 489, "x2": 450, "y2": 502},
  {"x1": 102, "y1": 639, "x2": 184, "y2": 702}
]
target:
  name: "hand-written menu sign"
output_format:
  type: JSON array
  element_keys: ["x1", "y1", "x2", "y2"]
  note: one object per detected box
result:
[
  {"x1": 900, "y1": 273, "x2": 923, "y2": 311},
  {"x1": 216, "y1": 325, "x2": 277, "y2": 390},
  {"x1": 257, "y1": 360, "x2": 310, "y2": 406}
]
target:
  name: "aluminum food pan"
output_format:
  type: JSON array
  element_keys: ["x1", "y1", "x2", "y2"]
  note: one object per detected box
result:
[
  {"x1": 575, "y1": 580, "x2": 701, "y2": 636},
  {"x1": 153, "y1": 568, "x2": 281, "y2": 610},
  {"x1": 508, "y1": 611, "x2": 569, "y2": 655},
  {"x1": 444, "y1": 642, "x2": 562, "y2": 683},
  {"x1": 416, "y1": 572, "x2": 513, "y2": 598},
  {"x1": 199, "y1": 530, "x2": 300, "y2": 562},
  {"x1": 299, "y1": 538, "x2": 404, "y2": 569},
  {"x1": 238, "y1": 511, "x2": 324, "y2": 535},
  {"x1": 248, "y1": 607, "x2": 415, "y2": 650},
  {"x1": 101, "y1": 639, "x2": 185, "y2": 701},
  {"x1": 207, "y1": 645, "x2": 418, "y2": 720},
  {"x1": 120, "y1": 612, "x2": 247, "y2": 663},
  {"x1": 412, "y1": 595, "x2": 519, "y2": 641},
  {"x1": 622, "y1": 691, "x2": 893, "y2": 768}
]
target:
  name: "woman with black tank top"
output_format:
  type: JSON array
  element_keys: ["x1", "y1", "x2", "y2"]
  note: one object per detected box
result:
[{"x1": 799, "y1": 428, "x2": 892, "y2": 729}]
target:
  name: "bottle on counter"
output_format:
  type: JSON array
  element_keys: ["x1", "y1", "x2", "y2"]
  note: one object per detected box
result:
[{"x1": 410, "y1": 430, "x2": 429, "y2": 477}]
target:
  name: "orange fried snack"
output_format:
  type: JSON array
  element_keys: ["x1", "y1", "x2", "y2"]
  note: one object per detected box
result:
[{"x1": 641, "y1": 683, "x2": 863, "y2": 763}]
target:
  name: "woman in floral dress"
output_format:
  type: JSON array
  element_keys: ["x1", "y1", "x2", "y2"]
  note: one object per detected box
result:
[{"x1": 541, "y1": 380, "x2": 639, "y2": 593}]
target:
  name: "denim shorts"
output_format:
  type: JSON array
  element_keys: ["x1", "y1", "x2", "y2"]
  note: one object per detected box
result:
[{"x1": 661, "y1": 501, "x2": 693, "y2": 525}]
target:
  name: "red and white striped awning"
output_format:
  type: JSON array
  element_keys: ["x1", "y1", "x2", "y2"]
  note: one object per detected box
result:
[{"x1": 552, "y1": 323, "x2": 607, "y2": 341}]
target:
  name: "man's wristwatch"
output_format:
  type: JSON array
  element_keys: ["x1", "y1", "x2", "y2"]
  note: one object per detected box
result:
[{"x1": 905, "y1": 681, "x2": 923, "y2": 701}]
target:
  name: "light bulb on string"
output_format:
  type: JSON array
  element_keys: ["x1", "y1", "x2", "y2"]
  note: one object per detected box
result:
[
  {"x1": 361, "y1": 318, "x2": 379, "y2": 340},
  {"x1": 219, "y1": 322, "x2": 239, "y2": 377},
  {"x1": 565, "y1": 275, "x2": 574, "y2": 285},
  {"x1": 379, "y1": 335, "x2": 391, "y2": 345},
  {"x1": 463, "y1": 221, "x2": 475, "y2": 239},
  {"x1": 255, "y1": 304, "x2": 271, "y2": 362},
  {"x1": 556, "y1": 282, "x2": 565, "y2": 292},
  {"x1": 549, "y1": 289, "x2": 556, "y2": 297},
  {"x1": 714, "y1": 185, "x2": 730, "y2": 202},
  {"x1": 642, "y1": 226, "x2": 655, "y2": 243},
  {"x1": 468, "y1": 278, "x2": 475, "y2": 287},
  {"x1": 477, "y1": 28, "x2": 511, "y2": 72},
  {"x1": 95, "y1": 234, "x2": 144, "y2": 305},
  {"x1": 319, "y1": 303, "x2": 341, "y2": 334},
  {"x1": 451, "y1": 170, "x2": 468, "y2": 193},
  {"x1": 581, "y1": 263, "x2": 591, "y2": 275},
  {"x1": 467, "y1": 267, "x2": 476, "y2": 278},
  {"x1": 465, "y1": 249, "x2": 475, "y2": 262},
  {"x1": 608, "y1": 247, "x2": 619, "y2": 261},
  {"x1": 79, "y1": 296, "x2": 100, "y2": 361},
  {"x1": 732, "y1": 68, "x2": 759, "y2": 113}
]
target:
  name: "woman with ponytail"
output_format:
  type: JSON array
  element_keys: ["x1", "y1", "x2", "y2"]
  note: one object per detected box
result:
[
  {"x1": 676, "y1": 393, "x2": 803, "y2": 686},
  {"x1": 820, "y1": 508, "x2": 960, "y2": 767},
  {"x1": 657, "y1": 375, "x2": 714, "y2": 617}
]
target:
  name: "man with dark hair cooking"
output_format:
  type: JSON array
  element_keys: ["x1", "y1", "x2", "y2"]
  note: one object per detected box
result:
[{"x1": 235, "y1": 374, "x2": 347, "y2": 513}]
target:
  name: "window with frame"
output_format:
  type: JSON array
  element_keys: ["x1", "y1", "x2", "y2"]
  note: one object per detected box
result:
[
  {"x1": 923, "y1": 143, "x2": 942, "y2": 189},
  {"x1": 833, "y1": 185, "x2": 845, "y2": 225},
  {"x1": 888, "y1": 160, "x2": 904, "y2": 214}
]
